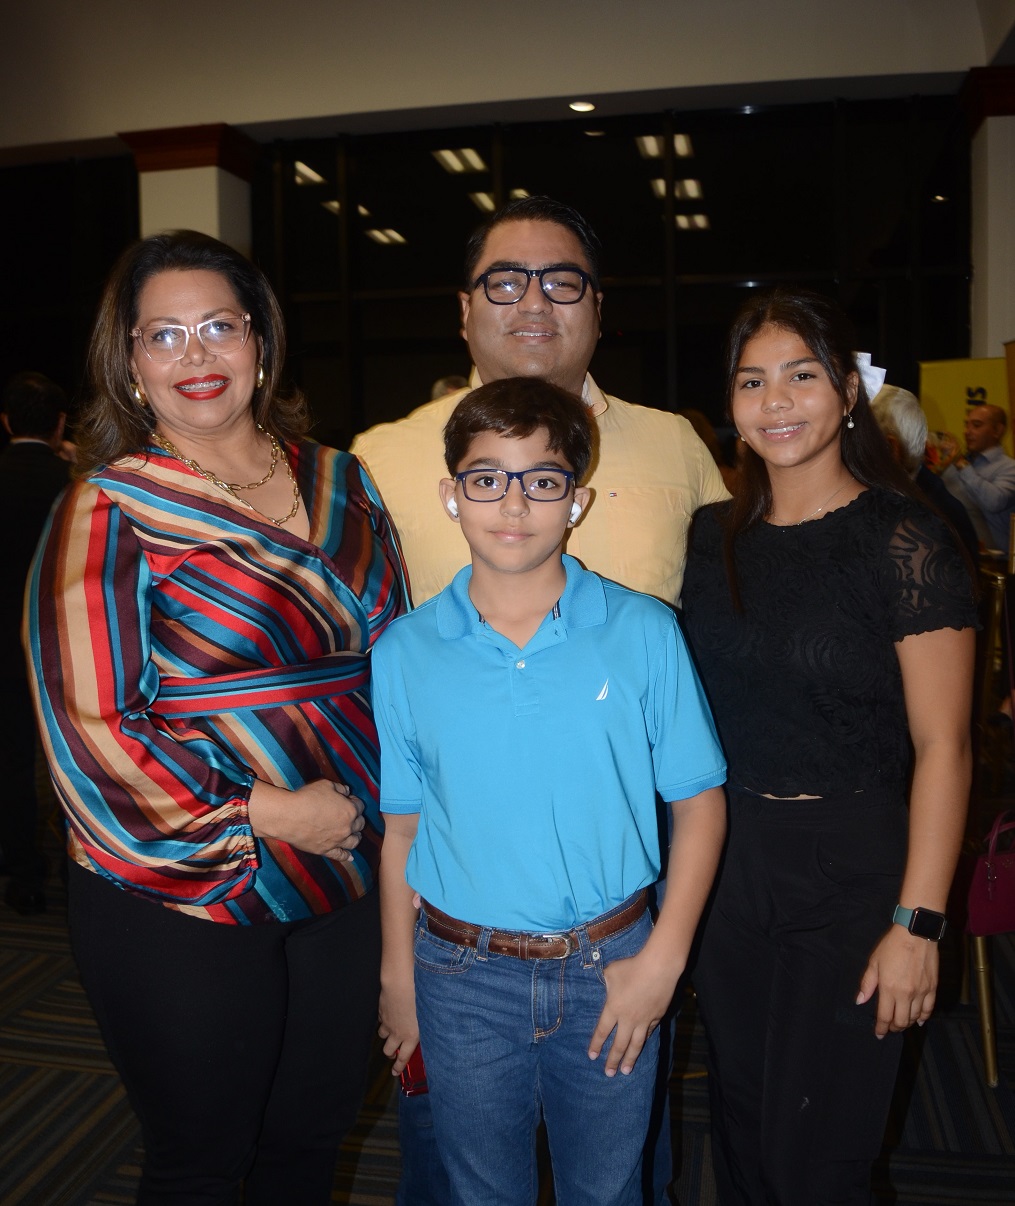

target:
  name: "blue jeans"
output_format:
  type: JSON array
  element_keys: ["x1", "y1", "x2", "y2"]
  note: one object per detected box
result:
[{"x1": 414, "y1": 900, "x2": 659, "y2": 1206}]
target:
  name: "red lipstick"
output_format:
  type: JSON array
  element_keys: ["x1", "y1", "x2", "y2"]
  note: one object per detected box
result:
[{"x1": 173, "y1": 375, "x2": 230, "y2": 400}]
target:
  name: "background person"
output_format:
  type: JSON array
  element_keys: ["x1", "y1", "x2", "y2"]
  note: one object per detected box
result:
[
  {"x1": 870, "y1": 383, "x2": 979, "y2": 567},
  {"x1": 0, "y1": 371, "x2": 70, "y2": 915},
  {"x1": 26, "y1": 230, "x2": 407, "y2": 1205},
  {"x1": 429, "y1": 373, "x2": 469, "y2": 400},
  {"x1": 941, "y1": 402, "x2": 1015, "y2": 555},
  {"x1": 681, "y1": 288, "x2": 977, "y2": 1205}
]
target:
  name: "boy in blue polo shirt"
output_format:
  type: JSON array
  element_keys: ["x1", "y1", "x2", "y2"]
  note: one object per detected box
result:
[{"x1": 374, "y1": 377, "x2": 726, "y2": 1206}]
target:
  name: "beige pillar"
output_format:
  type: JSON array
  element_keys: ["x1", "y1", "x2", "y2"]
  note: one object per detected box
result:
[
  {"x1": 119, "y1": 124, "x2": 259, "y2": 256},
  {"x1": 962, "y1": 68, "x2": 1015, "y2": 358}
]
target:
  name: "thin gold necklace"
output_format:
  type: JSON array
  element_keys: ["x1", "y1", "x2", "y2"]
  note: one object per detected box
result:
[
  {"x1": 152, "y1": 426, "x2": 301, "y2": 527},
  {"x1": 769, "y1": 482, "x2": 849, "y2": 527}
]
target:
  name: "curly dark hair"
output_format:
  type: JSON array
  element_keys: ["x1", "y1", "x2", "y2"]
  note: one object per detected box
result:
[{"x1": 77, "y1": 230, "x2": 307, "y2": 474}]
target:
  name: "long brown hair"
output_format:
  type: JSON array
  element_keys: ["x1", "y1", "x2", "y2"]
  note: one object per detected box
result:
[
  {"x1": 721, "y1": 288, "x2": 921, "y2": 605},
  {"x1": 77, "y1": 230, "x2": 308, "y2": 475}
]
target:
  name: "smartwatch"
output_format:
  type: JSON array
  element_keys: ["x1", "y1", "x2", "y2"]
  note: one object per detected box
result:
[{"x1": 892, "y1": 904, "x2": 947, "y2": 942}]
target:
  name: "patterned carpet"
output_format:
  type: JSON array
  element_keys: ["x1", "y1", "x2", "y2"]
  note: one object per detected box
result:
[{"x1": 2, "y1": 842, "x2": 1014, "y2": 1205}]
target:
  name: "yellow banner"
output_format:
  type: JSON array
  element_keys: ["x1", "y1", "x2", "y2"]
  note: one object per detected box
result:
[{"x1": 919, "y1": 357, "x2": 1012, "y2": 456}]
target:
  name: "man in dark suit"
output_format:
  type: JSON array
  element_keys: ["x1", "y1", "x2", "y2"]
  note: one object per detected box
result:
[{"x1": 0, "y1": 372, "x2": 70, "y2": 914}]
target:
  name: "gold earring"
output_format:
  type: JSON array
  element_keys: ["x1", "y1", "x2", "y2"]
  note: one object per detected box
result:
[
  {"x1": 131, "y1": 381, "x2": 148, "y2": 407},
  {"x1": 256, "y1": 364, "x2": 265, "y2": 390}
]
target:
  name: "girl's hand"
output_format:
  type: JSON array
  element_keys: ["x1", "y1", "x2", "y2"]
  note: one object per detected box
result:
[{"x1": 856, "y1": 925, "x2": 938, "y2": 1037}]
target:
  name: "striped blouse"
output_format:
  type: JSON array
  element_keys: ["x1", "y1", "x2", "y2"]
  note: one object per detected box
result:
[{"x1": 26, "y1": 441, "x2": 407, "y2": 924}]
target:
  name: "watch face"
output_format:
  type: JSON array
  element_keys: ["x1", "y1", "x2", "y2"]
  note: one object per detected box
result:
[{"x1": 910, "y1": 908, "x2": 947, "y2": 941}]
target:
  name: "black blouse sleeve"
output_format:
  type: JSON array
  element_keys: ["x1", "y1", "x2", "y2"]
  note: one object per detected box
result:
[{"x1": 880, "y1": 507, "x2": 979, "y2": 642}]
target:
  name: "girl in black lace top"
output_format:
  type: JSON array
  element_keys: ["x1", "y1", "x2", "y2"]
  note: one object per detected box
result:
[{"x1": 681, "y1": 289, "x2": 977, "y2": 1206}]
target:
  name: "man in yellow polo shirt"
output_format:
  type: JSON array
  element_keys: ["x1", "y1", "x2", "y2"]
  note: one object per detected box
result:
[{"x1": 351, "y1": 196, "x2": 727, "y2": 608}]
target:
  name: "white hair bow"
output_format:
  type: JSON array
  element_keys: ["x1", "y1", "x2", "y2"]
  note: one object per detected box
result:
[{"x1": 854, "y1": 352, "x2": 886, "y2": 401}]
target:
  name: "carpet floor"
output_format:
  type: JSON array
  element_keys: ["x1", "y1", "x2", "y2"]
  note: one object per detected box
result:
[{"x1": 2, "y1": 848, "x2": 1013, "y2": 1204}]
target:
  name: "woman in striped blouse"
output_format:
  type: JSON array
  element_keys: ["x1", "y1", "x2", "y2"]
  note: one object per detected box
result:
[{"x1": 26, "y1": 230, "x2": 408, "y2": 1204}]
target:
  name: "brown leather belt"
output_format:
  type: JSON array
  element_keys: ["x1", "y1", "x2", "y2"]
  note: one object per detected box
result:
[{"x1": 421, "y1": 890, "x2": 647, "y2": 960}]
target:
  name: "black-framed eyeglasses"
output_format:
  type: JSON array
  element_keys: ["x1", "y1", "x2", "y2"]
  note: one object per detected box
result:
[
  {"x1": 473, "y1": 267, "x2": 591, "y2": 305},
  {"x1": 130, "y1": 313, "x2": 252, "y2": 362},
  {"x1": 455, "y1": 468, "x2": 575, "y2": 502}
]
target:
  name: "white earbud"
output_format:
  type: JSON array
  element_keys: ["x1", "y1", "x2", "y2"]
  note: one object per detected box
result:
[
  {"x1": 569, "y1": 502, "x2": 582, "y2": 524},
  {"x1": 447, "y1": 498, "x2": 459, "y2": 518}
]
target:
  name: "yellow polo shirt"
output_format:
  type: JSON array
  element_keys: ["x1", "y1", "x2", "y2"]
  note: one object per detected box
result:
[{"x1": 350, "y1": 372, "x2": 729, "y2": 606}]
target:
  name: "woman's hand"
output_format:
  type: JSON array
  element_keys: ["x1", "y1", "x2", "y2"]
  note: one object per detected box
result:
[
  {"x1": 856, "y1": 925, "x2": 939, "y2": 1037},
  {"x1": 248, "y1": 778, "x2": 366, "y2": 861}
]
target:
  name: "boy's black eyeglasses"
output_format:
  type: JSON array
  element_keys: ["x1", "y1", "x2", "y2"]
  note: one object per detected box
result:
[
  {"x1": 455, "y1": 468, "x2": 575, "y2": 502},
  {"x1": 473, "y1": 267, "x2": 591, "y2": 305}
]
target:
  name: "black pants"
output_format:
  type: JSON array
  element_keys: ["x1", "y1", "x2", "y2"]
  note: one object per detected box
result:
[
  {"x1": 68, "y1": 861, "x2": 380, "y2": 1205},
  {"x1": 693, "y1": 788, "x2": 907, "y2": 1206}
]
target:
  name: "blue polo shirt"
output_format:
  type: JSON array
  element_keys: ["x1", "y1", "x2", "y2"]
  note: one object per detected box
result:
[{"x1": 372, "y1": 555, "x2": 726, "y2": 931}]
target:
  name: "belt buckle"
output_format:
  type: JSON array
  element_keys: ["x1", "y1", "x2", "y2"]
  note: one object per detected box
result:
[{"x1": 539, "y1": 931, "x2": 575, "y2": 959}]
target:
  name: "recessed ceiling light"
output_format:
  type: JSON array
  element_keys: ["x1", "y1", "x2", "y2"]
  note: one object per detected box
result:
[
  {"x1": 321, "y1": 200, "x2": 340, "y2": 215},
  {"x1": 358, "y1": 204, "x2": 371, "y2": 216},
  {"x1": 433, "y1": 148, "x2": 488, "y2": 174},
  {"x1": 509, "y1": 188, "x2": 530, "y2": 200},
  {"x1": 931, "y1": 194, "x2": 949, "y2": 203},
  {"x1": 294, "y1": 160, "x2": 326, "y2": 185},
  {"x1": 635, "y1": 134, "x2": 694, "y2": 159},
  {"x1": 470, "y1": 192, "x2": 497, "y2": 213},
  {"x1": 675, "y1": 213, "x2": 710, "y2": 231},
  {"x1": 569, "y1": 101, "x2": 596, "y2": 113},
  {"x1": 366, "y1": 228, "x2": 407, "y2": 245},
  {"x1": 584, "y1": 130, "x2": 607, "y2": 137},
  {"x1": 650, "y1": 179, "x2": 704, "y2": 200}
]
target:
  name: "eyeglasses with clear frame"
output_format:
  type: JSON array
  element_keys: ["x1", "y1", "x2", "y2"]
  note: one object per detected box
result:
[
  {"x1": 473, "y1": 267, "x2": 591, "y2": 306},
  {"x1": 455, "y1": 467, "x2": 575, "y2": 502},
  {"x1": 130, "y1": 313, "x2": 252, "y2": 362}
]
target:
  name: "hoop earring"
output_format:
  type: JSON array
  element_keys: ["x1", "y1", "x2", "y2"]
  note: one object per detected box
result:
[
  {"x1": 256, "y1": 364, "x2": 265, "y2": 390},
  {"x1": 845, "y1": 413, "x2": 855, "y2": 430},
  {"x1": 131, "y1": 381, "x2": 148, "y2": 407}
]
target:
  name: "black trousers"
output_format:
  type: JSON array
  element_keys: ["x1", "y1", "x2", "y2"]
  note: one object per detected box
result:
[
  {"x1": 693, "y1": 787, "x2": 907, "y2": 1206},
  {"x1": 68, "y1": 861, "x2": 380, "y2": 1206}
]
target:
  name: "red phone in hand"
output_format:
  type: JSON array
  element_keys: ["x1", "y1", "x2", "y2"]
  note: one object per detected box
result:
[{"x1": 398, "y1": 1045, "x2": 429, "y2": 1096}]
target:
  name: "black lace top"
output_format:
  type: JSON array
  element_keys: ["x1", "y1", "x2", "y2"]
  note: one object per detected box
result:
[{"x1": 681, "y1": 489, "x2": 978, "y2": 797}]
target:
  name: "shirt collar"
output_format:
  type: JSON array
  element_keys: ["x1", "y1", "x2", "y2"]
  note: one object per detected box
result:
[
  {"x1": 972, "y1": 444, "x2": 1009, "y2": 466},
  {"x1": 468, "y1": 367, "x2": 608, "y2": 418},
  {"x1": 435, "y1": 553, "x2": 607, "y2": 641}
]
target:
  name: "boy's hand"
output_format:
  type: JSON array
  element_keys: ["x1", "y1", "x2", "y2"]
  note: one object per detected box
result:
[
  {"x1": 378, "y1": 981, "x2": 420, "y2": 1077},
  {"x1": 587, "y1": 948, "x2": 680, "y2": 1077}
]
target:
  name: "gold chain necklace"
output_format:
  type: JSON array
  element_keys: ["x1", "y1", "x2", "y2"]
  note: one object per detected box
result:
[
  {"x1": 228, "y1": 425, "x2": 278, "y2": 491},
  {"x1": 151, "y1": 427, "x2": 301, "y2": 528},
  {"x1": 769, "y1": 482, "x2": 849, "y2": 527}
]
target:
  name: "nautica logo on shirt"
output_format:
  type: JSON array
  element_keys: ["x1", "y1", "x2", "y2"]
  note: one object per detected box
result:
[{"x1": 595, "y1": 680, "x2": 609, "y2": 701}]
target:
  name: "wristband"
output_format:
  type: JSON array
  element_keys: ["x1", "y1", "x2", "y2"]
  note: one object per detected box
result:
[{"x1": 893, "y1": 904, "x2": 947, "y2": 942}]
